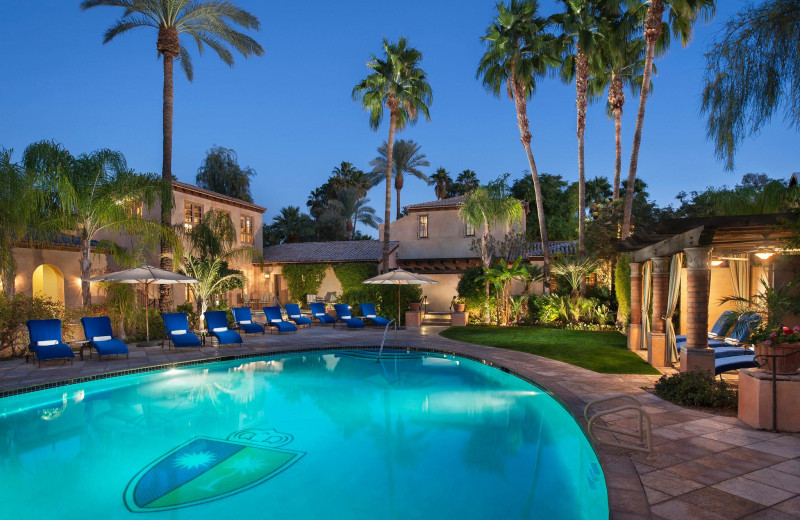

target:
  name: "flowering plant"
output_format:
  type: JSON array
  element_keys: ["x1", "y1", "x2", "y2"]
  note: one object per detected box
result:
[{"x1": 752, "y1": 325, "x2": 800, "y2": 346}]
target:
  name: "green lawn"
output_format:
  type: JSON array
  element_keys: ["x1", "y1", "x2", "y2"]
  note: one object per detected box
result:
[{"x1": 439, "y1": 326, "x2": 660, "y2": 375}]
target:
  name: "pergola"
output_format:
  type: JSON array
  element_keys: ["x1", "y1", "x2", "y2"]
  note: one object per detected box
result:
[{"x1": 618, "y1": 213, "x2": 796, "y2": 372}]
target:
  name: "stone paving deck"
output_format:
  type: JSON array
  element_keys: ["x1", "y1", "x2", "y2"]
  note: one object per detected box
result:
[{"x1": 1, "y1": 325, "x2": 798, "y2": 519}]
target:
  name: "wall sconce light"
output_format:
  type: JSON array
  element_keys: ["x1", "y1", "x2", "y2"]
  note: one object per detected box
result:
[
  {"x1": 263, "y1": 272, "x2": 271, "y2": 279},
  {"x1": 755, "y1": 251, "x2": 774, "y2": 260},
  {"x1": 710, "y1": 259, "x2": 723, "y2": 267}
]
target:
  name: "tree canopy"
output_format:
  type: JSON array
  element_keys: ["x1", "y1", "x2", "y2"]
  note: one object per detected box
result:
[{"x1": 196, "y1": 146, "x2": 256, "y2": 202}]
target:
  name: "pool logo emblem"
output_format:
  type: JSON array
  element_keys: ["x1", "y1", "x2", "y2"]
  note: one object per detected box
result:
[{"x1": 123, "y1": 429, "x2": 304, "y2": 512}]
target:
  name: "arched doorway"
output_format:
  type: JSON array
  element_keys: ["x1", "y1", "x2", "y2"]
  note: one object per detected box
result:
[{"x1": 32, "y1": 264, "x2": 65, "y2": 305}]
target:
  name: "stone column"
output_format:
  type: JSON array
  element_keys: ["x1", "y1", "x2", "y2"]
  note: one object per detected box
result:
[
  {"x1": 648, "y1": 257, "x2": 670, "y2": 367},
  {"x1": 681, "y1": 247, "x2": 715, "y2": 373},
  {"x1": 627, "y1": 262, "x2": 642, "y2": 351}
]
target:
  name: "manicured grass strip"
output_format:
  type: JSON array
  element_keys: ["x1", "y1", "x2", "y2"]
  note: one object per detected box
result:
[{"x1": 440, "y1": 326, "x2": 660, "y2": 375}]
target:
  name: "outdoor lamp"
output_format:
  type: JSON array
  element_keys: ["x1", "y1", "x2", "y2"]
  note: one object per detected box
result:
[
  {"x1": 755, "y1": 251, "x2": 774, "y2": 260},
  {"x1": 710, "y1": 259, "x2": 723, "y2": 267}
]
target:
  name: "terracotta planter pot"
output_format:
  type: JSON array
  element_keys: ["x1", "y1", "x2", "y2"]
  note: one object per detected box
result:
[
  {"x1": 454, "y1": 303, "x2": 466, "y2": 312},
  {"x1": 409, "y1": 302, "x2": 421, "y2": 311},
  {"x1": 756, "y1": 342, "x2": 800, "y2": 375}
]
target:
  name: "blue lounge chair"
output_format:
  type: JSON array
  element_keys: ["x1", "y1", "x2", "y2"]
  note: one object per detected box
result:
[
  {"x1": 309, "y1": 302, "x2": 335, "y2": 325},
  {"x1": 359, "y1": 303, "x2": 391, "y2": 327},
  {"x1": 80, "y1": 316, "x2": 129, "y2": 359},
  {"x1": 715, "y1": 354, "x2": 757, "y2": 375},
  {"x1": 284, "y1": 304, "x2": 312, "y2": 327},
  {"x1": 26, "y1": 319, "x2": 75, "y2": 366},
  {"x1": 678, "y1": 313, "x2": 761, "y2": 349},
  {"x1": 232, "y1": 307, "x2": 265, "y2": 336},
  {"x1": 161, "y1": 313, "x2": 203, "y2": 349},
  {"x1": 263, "y1": 306, "x2": 297, "y2": 334},
  {"x1": 204, "y1": 311, "x2": 243, "y2": 346},
  {"x1": 676, "y1": 310, "x2": 736, "y2": 343},
  {"x1": 333, "y1": 304, "x2": 365, "y2": 329}
]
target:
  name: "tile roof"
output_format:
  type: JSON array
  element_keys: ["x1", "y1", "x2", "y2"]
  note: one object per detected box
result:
[
  {"x1": 405, "y1": 195, "x2": 467, "y2": 211},
  {"x1": 263, "y1": 240, "x2": 399, "y2": 264},
  {"x1": 171, "y1": 180, "x2": 266, "y2": 213},
  {"x1": 527, "y1": 241, "x2": 576, "y2": 257}
]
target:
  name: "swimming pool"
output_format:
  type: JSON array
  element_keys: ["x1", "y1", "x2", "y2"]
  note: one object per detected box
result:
[{"x1": 0, "y1": 350, "x2": 608, "y2": 519}]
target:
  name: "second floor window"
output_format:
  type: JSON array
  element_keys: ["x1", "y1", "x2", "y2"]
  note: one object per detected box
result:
[
  {"x1": 465, "y1": 222, "x2": 475, "y2": 237},
  {"x1": 418, "y1": 215, "x2": 428, "y2": 238},
  {"x1": 241, "y1": 215, "x2": 254, "y2": 244},
  {"x1": 184, "y1": 202, "x2": 203, "y2": 231}
]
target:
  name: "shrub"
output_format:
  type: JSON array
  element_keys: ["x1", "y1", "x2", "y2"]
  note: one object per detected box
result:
[
  {"x1": 615, "y1": 254, "x2": 631, "y2": 324},
  {"x1": 333, "y1": 263, "x2": 378, "y2": 292},
  {"x1": 457, "y1": 266, "x2": 492, "y2": 318},
  {"x1": 654, "y1": 371, "x2": 738, "y2": 410},
  {"x1": 338, "y1": 284, "x2": 422, "y2": 325},
  {"x1": 282, "y1": 263, "x2": 329, "y2": 303},
  {"x1": 0, "y1": 293, "x2": 64, "y2": 358},
  {"x1": 176, "y1": 302, "x2": 199, "y2": 329},
  {"x1": 531, "y1": 294, "x2": 613, "y2": 327}
]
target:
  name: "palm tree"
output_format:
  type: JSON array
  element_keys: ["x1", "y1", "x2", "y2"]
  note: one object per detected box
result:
[
  {"x1": 480, "y1": 256, "x2": 531, "y2": 324},
  {"x1": 551, "y1": 255, "x2": 599, "y2": 299},
  {"x1": 621, "y1": 0, "x2": 715, "y2": 238},
  {"x1": 172, "y1": 209, "x2": 259, "y2": 325},
  {"x1": 452, "y1": 169, "x2": 480, "y2": 196},
  {"x1": 369, "y1": 139, "x2": 431, "y2": 219},
  {"x1": 270, "y1": 206, "x2": 315, "y2": 243},
  {"x1": 0, "y1": 148, "x2": 38, "y2": 297},
  {"x1": 352, "y1": 37, "x2": 432, "y2": 270},
  {"x1": 594, "y1": 18, "x2": 647, "y2": 201},
  {"x1": 459, "y1": 184, "x2": 523, "y2": 322},
  {"x1": 431, "y1": 167, "x2": 453, "y2": 200},
  {"x1": 23, "y1": 141, "x2": 171, "y2": 306},
  {"x1": 82, "y1": 0, "x2": 264, "y2": 309},
  {"x1": 327, "y1": 187, "x2": 382, "y2": 239},
  {"x1": 331, "y1": 162, "x2": 372, "y2": 198},
  {"x1": 556, "y1": 0, "x2": 617, "y2": 260},
  {"x1": 477, "y1": 0, "x2": 560, "y2": 287}
]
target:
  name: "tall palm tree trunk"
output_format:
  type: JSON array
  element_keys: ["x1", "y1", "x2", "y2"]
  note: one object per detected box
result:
[
  {"x1": 482, "y1": 221, "x2": 491, "y2": 324},
  {"x1": 575, "y1": 52, "x2": 589, "y2": 296},
  {"x1": 395, "y1": 184, "x2": 402, "y2": 221},
  {"x1": 622, "y1": 0, "x2": 663, "y2": 239},
  {"x1": 80, "y1": 235, "x2": 92, "y2": 306},
  {"x1": 381, "y1": 109, "x2": 398, "y2": 271},
  {"x1": 609, "y1": 73, "x2": 624, "y2": 201},
  {"x1": 158, "y1": 26, "x2": 178, "y2": 311},
  {"x1": 511, "y1": 78, "x2": 550, "y2": 292}
]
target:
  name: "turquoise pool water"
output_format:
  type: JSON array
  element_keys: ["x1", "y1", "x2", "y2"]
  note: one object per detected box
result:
[{"x1": 0, "y1": 350, "x2": 608, "y2": 519}]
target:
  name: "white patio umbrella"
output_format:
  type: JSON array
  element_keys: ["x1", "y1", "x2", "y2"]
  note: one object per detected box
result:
[
  {"x1": 363, "y1": 268, "x2": 438, "y2": 326},
  {"x1": 86, "y1": 265, "x2": 198, "y2": 341}
]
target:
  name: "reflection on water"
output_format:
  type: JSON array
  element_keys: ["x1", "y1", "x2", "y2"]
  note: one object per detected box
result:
[{"x1": 0, "y1": 351, "x2": 607, "y2": 520}]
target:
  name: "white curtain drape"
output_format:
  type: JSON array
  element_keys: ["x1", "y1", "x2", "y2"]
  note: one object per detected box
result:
[
  {"x1": 665, "y1": 253, "x2": 684, "y2": 364},
  {"x1": 641, "y1": 261, "x2": 652, "y2": 351},
  {"x1": 729, "y1": 255, "x2": 751, "y2": 310}
]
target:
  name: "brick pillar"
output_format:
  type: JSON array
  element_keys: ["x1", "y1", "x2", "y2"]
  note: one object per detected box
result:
[
  {"x1": 627, "y1": 262, "x2": 642, "y2": 351},
  {"x1": 681, "y1": 247, "x2": 715, "y2": 372},
  {"x1": 648, "y1": 257, "x2": 670, "y2": 367}
]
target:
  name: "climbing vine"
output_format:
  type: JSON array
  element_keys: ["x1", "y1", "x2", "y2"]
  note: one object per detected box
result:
[
  {"x1": 282, "y1": 263, "x2": 329, "y2": 303},
  {"x1": 333, "y1": 263, "x2": 378, "y2": 292}
]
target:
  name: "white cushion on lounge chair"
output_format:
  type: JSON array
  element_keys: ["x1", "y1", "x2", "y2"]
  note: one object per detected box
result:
[
  {"x1": 367, "y1": 314, "x2": 376, "y2": 318},
  {"x1": 724, "y1": 337, "x2": 740, "y2": 345},
  {"x1": 708, "y1": 332, "x2": 718, "y2": 339},
  {"x1": 172, "y1": 329, "x2": 187, "y2": 335},
  {"x1": 212, "y1": 327, "x2": 227, "y2": 333},
  {"x1": 271, "y1": 319, "x2": 283, "y2": 323},
  {"x1": 239, "y1": 320, "x2": 252, "y2": 325},
  {"x1": 93, "y1": 335, "x2": 112, "y2": 342},
  {"x1": 341, "y1": 315, "x2": 351, "y2": 320},
  {"x1": 37, "y1": 340, "x2": 58, "y2": 346},
  {"x1": 315, "y1": 313, "x2": 325, "y2": 317},
  {"x1": 290, "y1": 314, "x2": 301, "y2": 318}
]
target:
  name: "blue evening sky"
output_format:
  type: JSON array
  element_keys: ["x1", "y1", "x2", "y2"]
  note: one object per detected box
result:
[{"x1": 1, "y1": 1, "x2": 798, "y2": 233}]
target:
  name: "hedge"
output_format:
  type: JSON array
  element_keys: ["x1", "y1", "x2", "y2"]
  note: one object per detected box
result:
[
  {"x1": 614, "y1": 254, "x2": 631, "y2": 324},
  {"x1": 333, "y1": 263, "x2": 378, "y2": 292}
]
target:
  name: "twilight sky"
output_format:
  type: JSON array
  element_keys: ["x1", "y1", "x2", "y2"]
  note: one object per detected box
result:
[{"x1": 1, "y1": 0, "x2": 798, "y2": 233}]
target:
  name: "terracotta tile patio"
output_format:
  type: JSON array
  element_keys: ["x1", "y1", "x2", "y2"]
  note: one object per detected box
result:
[{"x1": 1, "y1": 325, "x2": 798, "y2": 519}]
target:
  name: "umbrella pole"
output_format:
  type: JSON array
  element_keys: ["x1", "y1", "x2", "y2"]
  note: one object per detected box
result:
[{"x1": 145, "y1": 281, "x2": 150, "y2": 342}]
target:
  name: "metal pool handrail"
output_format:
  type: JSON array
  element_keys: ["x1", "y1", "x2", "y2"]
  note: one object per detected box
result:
[
  {"x1": 377, "y1": 319, "x2": 397, "y2": 361},
  {"x1": 584, "y1": 394, "x2": 652, "y2": 455}
]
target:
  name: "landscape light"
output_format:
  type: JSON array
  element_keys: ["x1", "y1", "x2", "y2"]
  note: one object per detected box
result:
[{"x1": 755, "y1": 252, "x2": 774, "y2": 260}]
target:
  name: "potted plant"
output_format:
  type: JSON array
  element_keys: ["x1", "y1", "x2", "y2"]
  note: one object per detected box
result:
[
  {"x1": 409, "y1": 301, "x2": 421, "y2": 311},
  {"x1": 753, "y1": 325, "x2": 800, "y2": 375},
  {"x1": 453, "y1": 297, "x2": 466, "y2": 313}
]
